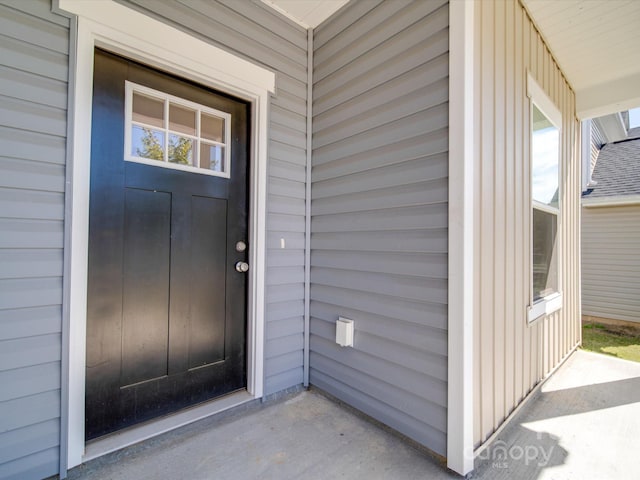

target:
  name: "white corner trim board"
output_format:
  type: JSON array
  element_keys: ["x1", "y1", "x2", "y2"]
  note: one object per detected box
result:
[
  {"x1": 447, "y1": 0, "x2": 475, "y2": 475},
  {"x1": 59, "y1": 0, "x2": 274, "y2": 469}
]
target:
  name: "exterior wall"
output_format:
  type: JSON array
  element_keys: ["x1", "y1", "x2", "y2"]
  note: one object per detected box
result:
[
  {"x1": 472, "y1": 0, "x2": 581, "y2": 447},
  {"x1": 1, "y1": 0, "x2": 309, "y2": 476},
  {"x1": 0, "y1": 1, "x2": 69, "y2": 478},
  {"x1": 591, "y1": 119, "x2": 605, "y2": 173},
  {"x1": 582, "y1": 205, "x2": 640, "y2": 323},
  {"x1": 122, "y1": 0, "x2": 308, "y2": 395},
  {"x1": 310, "y1": 0, "x2": 449, "y2": 456}
]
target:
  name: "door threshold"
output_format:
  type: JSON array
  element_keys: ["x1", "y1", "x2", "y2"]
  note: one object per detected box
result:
[{"x1": 83, "y1": 390, "x2": 254, "y2": 463}]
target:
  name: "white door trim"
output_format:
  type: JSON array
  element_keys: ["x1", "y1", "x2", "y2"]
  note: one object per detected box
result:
[{"x1": 59, "y1": 0, "x2": 274, "y2": 468}]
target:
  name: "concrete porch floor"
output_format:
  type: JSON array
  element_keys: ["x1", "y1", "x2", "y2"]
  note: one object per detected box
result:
[
  {"x1": 471, "y1": 349, "x2": 640, "y2": 479},
  {"x1": 67, "y1": 350, "x2": 640, "y2": 480}
]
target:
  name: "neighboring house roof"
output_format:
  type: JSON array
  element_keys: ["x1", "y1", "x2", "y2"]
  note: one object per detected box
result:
[
  {"x1": 583, "y1": 129, "x2": 640, "y2": 198},
  {"x1": 627, "y1": 126, "x2": 640, "y2": 138}
]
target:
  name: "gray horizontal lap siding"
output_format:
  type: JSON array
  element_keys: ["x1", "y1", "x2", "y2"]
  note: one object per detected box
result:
[
  {"x1": 122, "y1": 0, "x2": 308, "y2": 395},
  {"x1": 310, "y1": 0, "x2": 449, "y2": 456},
  {"x1": 0, "y1": 1, "x2": 68, "y2": 479},
  {"x1": 582, "y1": 205, "x2": 640, "y2": 323}
]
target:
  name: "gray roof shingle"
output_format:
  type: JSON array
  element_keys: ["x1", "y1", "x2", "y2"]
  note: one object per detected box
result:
[
  {"x1": 626, "y1": 126, "x2": 640, "y2": 138},
  {"x1": 583, "y1": 129, "x2": 640, "y2": 198}
]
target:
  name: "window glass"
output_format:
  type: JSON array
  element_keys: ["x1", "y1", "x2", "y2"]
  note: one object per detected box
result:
[
  {"x1": 131, "y1": 126, "x2": 164, "y2": 161},
  {"x1": 531, "y1": 102, "x2": 560, "y2": 304},
  {"x1": 201, "y1": 114, "x2": 224, "y2": 143},
  {"x1": 532, "y1": 208, "x2": 558, "y2": 300},
  {"x1": 125, "y1": 82, "x2": 230, "y2": 177},
  {"x1": 532, "y1": 104, "x2": 560, "y2": 208},
  {"x1": 200, "y1": 143, "x2": 224, "y2": 172},
  {"x1": 168, "y1": 134, "x2": 194, "y2": 165},
  {"x1": 169, "y1": 103, "x2": 196, "y2": 136},
  {"x1": 132, "y1": 93, "x2": 164, "y2": 128}
]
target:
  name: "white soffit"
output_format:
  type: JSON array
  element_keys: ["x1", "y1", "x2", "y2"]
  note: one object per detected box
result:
[
  {"x1": 523, "y1": 0, "x2": 640, "y2": 119},
  {"x1": 261, "y1": 0, "x2": 349, "y2": 28}
]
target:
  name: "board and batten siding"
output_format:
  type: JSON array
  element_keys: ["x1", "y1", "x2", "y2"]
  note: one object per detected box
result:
[
  {"x1": 0, "y1": 0, "x2": 69, "y2": 478},
  {"x1": 582, "y1": 205, "x2": 640, "y2": 323},
  {"x1": 121, "y1": 0, "x2": 309, "y2": 395},
  {"x1": 310, "y1": 0, "x2": 449, "y2": 456},
  {"x1": 472, "y1": 0, "x2": 581, "y2": 447}
]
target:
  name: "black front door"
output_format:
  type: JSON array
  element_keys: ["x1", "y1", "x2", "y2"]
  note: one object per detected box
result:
[{"x1": 86, "y1": 49, "x2": 249, "y2": 440}]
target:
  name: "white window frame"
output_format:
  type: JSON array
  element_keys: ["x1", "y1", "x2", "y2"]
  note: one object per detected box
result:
[
  {"x1": 526, "y1": 72, "x2": 563, "y2": 323},
  {"x1": 125, "y1": 81, "x2": 232, "y2": 177},
  {"x1": 59, "y1": 0, "x2": 275, "y2": 469}
]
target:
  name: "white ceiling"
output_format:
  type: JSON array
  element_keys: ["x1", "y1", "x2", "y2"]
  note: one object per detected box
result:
[
  {"x1": 523, "y1": 0, "x2": 640, "y2": 119},
  {"x1": 261, "y1": 0, "x2": 350, "y2": 29}
]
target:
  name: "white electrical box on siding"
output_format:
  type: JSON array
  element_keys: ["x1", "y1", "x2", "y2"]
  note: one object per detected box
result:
[{"x1": 336, "y1": 317, "x2": 354, "y2": 347}]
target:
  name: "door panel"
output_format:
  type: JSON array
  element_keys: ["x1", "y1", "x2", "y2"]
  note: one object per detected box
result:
[
  {"x1": 121, "y1": 188, "x2": 171, "y2": 387},
  {"x1": 189, "y1": 196, "x2": 228, "y2": 369},
  {"x1": 86, "y1": 49, "x2": 249, "y2": 440}
]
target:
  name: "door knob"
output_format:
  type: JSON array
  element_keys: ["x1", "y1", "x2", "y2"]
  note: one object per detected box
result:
[{"x1": 235, "y1": 261, "x2": 249, "y2": 273}]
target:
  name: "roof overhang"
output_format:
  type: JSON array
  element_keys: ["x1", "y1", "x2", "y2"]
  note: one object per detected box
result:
[
  {"x1": 522, "y1": 0, "x2": 640, "y2": 119},
  {"x1": 582, "y1": 195, "x2": 640, "y2": 208},
  {"x1": 594, "y1": 113, "x2": 627, "y2": 143}
]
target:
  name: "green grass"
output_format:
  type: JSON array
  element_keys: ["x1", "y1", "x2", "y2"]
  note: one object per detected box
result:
[{"x1": 581, "y1": 323, "x2": 640, "y2": 363}]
